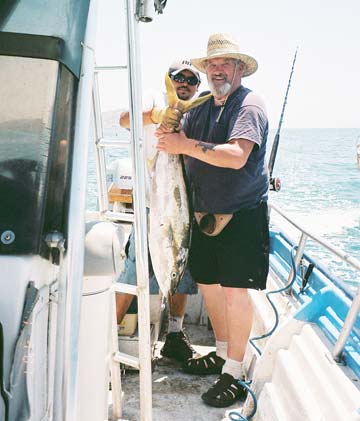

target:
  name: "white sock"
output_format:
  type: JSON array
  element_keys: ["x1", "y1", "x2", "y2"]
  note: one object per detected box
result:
[
  {"x1": 222, "y1": 358, "x2": 244, "y2": 379},
  {"x1": 216, "y1": 340, "x2": 228, "y2": 360},
  {"x1": 168, "y1": 315, "x2": 184, "y2": 333}
]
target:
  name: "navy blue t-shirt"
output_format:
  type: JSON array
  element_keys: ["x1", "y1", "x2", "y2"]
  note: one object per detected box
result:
[{"x1": 183, "y1": 85, "x2": 269, "y2": 213}]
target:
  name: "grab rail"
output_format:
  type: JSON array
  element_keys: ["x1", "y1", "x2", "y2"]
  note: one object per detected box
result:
[
  {"x1": 269, "y1": 202, "x2": 360, "y2": 362},
  {"x1": 92, "y1": 2, "x2": 154, "y2": 419},
  {"x1": 92, "y1": 66, "x2": 133, "y2": 218}
]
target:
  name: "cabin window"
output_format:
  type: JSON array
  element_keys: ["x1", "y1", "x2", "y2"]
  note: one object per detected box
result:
[{"x1": 0, "y1": 56, "x2": 58, "y2": 253}]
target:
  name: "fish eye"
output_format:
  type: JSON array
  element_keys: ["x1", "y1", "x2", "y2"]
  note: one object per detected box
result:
[{"x1": 171, "y1": 272, "x2": 177, "y2": 279}]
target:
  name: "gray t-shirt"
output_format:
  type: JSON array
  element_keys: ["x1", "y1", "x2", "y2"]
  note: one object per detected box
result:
[{"x1": 183, "y1": 86, "x2": 269, "y2": 213}]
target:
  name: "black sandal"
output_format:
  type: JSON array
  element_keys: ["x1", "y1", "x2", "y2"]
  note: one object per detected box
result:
[
  {"x1": 201, "y1": 373, "x2": 247, "y2": 408},
  {"x1": 182, "y1": 351, "x2": 225, "y2": 375}
]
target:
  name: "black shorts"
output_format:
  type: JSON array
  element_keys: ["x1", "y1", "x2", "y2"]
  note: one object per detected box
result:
[{"x1": 189, "y1": 202, "x2": 269, "y2": 290}]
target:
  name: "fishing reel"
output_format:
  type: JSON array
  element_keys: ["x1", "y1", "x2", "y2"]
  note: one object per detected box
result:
[{"x1": 269, "y1": 176, "x2": 281, "y2": 192}]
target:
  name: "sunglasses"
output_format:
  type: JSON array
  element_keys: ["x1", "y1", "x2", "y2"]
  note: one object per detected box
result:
[{"x1": 171, "y1": 73, "x2": 199, "y2": 86}]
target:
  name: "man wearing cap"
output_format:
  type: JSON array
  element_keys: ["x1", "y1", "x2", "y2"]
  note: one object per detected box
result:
[
  {"x1": 156, "y1": 33, "x2": 269, "y2": 408},
  {"x1": 116, "y1": 59, "x2": 201, "y2": 362}
]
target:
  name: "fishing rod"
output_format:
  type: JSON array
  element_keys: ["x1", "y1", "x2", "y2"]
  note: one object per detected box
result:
[{"x1": 268, "y1": 47, "x2": 298, "y2": 191}]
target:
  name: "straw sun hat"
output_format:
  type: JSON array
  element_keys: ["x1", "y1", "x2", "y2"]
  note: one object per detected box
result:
[{"x1": 191, "y1": 33, "x2": 258, "y2": 77}]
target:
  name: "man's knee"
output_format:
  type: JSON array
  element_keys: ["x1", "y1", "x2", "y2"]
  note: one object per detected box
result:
[{"x1": 222, "y1": 287, "x2": 250, "y2": 306}]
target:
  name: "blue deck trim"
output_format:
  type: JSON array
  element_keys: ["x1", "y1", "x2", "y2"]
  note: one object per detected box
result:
[{"x1": 269, "y1": 227, "x2": 360, "y2": 379}]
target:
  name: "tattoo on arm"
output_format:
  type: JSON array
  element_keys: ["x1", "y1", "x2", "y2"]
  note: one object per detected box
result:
[{"x1": 195, "y1": 141, "x2": 215, "y2": 154}]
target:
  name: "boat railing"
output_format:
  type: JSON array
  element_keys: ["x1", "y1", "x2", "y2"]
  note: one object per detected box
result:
[
  {"x1": 269, "y1": 202, "x2": 360, "y2": 362},
  {"x1": 92, "y1": 65, "x2": 136, "y2": 224},
  {"x1": 92, "y1": 64, "x2": 134, "y2": 221},
  {"x1": 92, "y1": 1, "x2": 154, "y2": 419}
]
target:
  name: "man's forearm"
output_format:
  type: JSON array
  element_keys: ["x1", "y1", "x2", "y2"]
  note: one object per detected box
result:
[
  {"x1": 119, "y1": 110, "x2": 154, "y2": 128},
  {"x1": 183, "y1": 138, "x2": 254, "y2": 170}
]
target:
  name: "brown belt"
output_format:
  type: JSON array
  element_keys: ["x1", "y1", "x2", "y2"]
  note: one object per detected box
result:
[{"x1": 194, "y1": 212, "x2": 233, "y2": 236}]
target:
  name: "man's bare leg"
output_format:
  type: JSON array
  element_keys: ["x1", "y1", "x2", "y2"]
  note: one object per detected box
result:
[
  {"x1": 198, "y1": 283, "x2": 228, "y2": 342},
  {"x1": 168, "y1": 293, "x2": 187, "y2": 317},
  {"x1": 116, "y1": 293, "x2": 134, "y2": 324},
  {"x1": 166, "y1": 293, "x2": 187, "y2": 332},
  {"x1": 181, "y1": 283, "x2": 228, "y2": 372},
  {"x1": 201, "y1": 287, "x2": 251, "y2": 407},
  {"x1": 161, "y1": 293, "x2": 195, "y2": 361},
  {"x1": 223, "y1": 287, "x2": 253, "y2": 362}
]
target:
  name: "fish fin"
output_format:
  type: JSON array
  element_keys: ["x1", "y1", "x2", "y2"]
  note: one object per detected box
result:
[
  {"x1": 165, "y1": 72, "x2": 178, "y2": 107},
  {"x1": 176, "y1": 93, "x2": 212, "y2": 113},
  {"x1": 165, "y1": 72, "x2": 212, "y2": 112}
]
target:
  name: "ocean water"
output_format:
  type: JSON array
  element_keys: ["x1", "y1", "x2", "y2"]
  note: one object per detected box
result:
[
  {"x1": 87, "y1": 127, "x2": 360, "y2": 290},
  {"x1": 268, "y1": 128, "x2": 360, "y2": 289}
]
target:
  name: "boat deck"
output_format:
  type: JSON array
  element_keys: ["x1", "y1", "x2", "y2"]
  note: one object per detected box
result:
[{"x1": 113, "y1": 323, "x2": 244, "y2": 421}]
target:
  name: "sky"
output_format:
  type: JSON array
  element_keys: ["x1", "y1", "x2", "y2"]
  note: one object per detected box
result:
[{"x1": 95, "y1": 0, "x2": 360, "y2": 129}]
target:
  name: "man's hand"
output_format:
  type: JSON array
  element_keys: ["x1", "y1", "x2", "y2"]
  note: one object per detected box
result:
[
  {"x1": 155, "y1": 128, "x2": 190, "y2": 155},
  {"x1": 151, "y1": 107, "x2": 183, "y2": 131}
]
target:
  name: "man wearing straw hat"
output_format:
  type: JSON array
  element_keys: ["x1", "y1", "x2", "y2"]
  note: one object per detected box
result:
[{"x1": 156, "y1": 33, "x2": 270, "y2": 408}]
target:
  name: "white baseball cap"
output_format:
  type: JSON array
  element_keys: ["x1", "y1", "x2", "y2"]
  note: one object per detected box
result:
[{"x1": 168, "y1": 59, "x2": 201, "y2": 81}]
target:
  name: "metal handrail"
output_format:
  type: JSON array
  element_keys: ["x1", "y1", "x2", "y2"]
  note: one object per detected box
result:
[
  {"x1": 95, "y1": 65, "x2": 127, "y2": 71},
  {"x1": 124, "y1": 0, "x2": 153, "y2": 420},
  {"x1": 92, "y1": 71, "x2": 109, "y2": 214},
  {"x1": 269, "y1": 202, "x2": 360, "y2": 362},
  {"x1": 91, "y1": 4, "x2": 153, "y2": 420},
  {"x1": 92, "y1": 80, "x2": 132, "y2": 216},
  {"x1": 270, "y1": 202, "x2": 360, "y2": 272},
  {"x1": 333, "y1": 287, "x2": 360, "y2": 361},
  {"x1": 97, "y1": 137, "x2": 130, "y2": 148}
]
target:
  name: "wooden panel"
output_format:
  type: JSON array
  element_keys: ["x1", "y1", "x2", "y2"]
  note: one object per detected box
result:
[{"x1": 108, "y1": 182, "x2": 133, "y2": 204}]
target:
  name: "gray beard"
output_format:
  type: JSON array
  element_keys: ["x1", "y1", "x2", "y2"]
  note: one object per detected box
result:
[{"x1": 208, "y1": 80, "x2": 232, "y2": 97}]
